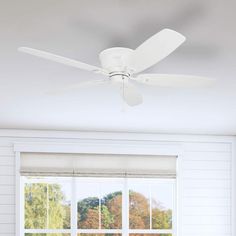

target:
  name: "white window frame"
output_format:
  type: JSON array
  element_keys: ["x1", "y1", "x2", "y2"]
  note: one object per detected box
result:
[
  {"x1": 14, "y1": 140, "x2": 182, "y2": 236},
  {"x1": 21, "y1": 176, "x2": 176, "y2": 236}
]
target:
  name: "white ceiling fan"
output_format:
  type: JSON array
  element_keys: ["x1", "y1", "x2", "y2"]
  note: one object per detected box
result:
[{"x1": 18, "y1": 28, "x2": 213, "y2": 106}]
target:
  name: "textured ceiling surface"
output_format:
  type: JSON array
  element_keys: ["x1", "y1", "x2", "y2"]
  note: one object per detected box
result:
[{"x1": 0, "y1": 0, "x2": 236, "y2": 134}]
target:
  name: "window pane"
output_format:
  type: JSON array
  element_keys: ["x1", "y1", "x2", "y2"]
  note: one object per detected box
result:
[
  {"x1": 101, "y1": 183, "x2": 122, "y2": 229},
  {"x1": 25, "y1": 234, "x2": 70, "y2": 236},
  {"x1": 24, "y1": 177, "x2": 71, "y2": 230},
  {"x1": 78, "y1": 234, "x2": 121, "y2": 236},
  {"x1": 129, "y1": 184, "x2": 150, "y2": 229},
  {"x1": 151, "y1": 183, "x2": 173, "y2": 229},
  {"x1": 25, "y1": 183, "x2": 47, "y2": 229},
  {"x1": 77, "y1": 182, "x2": 99, "y2": 229},
  {"x1": 130, "y1": 234, "x2": 171, "y2": 236},
  {"x1": 48, "y1": 182, "x2": 71, "y2": 229}
]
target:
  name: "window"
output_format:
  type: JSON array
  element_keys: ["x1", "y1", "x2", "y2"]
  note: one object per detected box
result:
[
  {"x1": 19, "y1": 152, "x2": 177, "y2": 236},
  {"x1": 22, "y1": 177, "x2": 175, "y2": 236}
]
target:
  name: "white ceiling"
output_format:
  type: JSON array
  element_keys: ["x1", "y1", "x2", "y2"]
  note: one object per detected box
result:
[{"x1": 0, "y1": 0, "x2": 236, "y2": 135}]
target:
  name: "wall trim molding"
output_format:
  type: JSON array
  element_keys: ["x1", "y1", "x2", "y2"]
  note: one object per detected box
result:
[{"x1": 0, "y1": 128, "x2": 235, "y2": 143}]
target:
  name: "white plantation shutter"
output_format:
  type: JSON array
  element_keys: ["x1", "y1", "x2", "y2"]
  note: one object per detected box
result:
[{"x1": 20, "y1": 152, "x2": 177, "y2": 178}]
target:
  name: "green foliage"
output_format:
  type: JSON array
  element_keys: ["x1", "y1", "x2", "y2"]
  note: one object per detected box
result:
[
  {"x1": 25, "y1": 183, "x2": 47, "y2": 229},
  {"x1": 152, "y1": 199, "x2": 172, "y2": 229},
  {"x1": 101, "y1": 204, "x2": 114, "y2": 228},
  {"x1": 25, "y1": 234, "x2": 70, "y2": 236},
  {"x1": 25, "y1": 231, "x2": 71, "y2": 236},
  {"x1": 104, "y1": 192, "x2": 122, "y2": 229},
  {"x1": 152, "y1": 208, "x2": 172, "y2": 229},
  {"x1": 25, "y1": 183, "x2": 70, "y2": 230},
  {"x1": 48, "y1": 184, "x2": 66, "y2": 229}
]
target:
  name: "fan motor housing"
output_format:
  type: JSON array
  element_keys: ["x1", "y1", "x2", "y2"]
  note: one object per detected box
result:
[{"x1": 99, "y1": 47, "x2": 134, "y2": 73}]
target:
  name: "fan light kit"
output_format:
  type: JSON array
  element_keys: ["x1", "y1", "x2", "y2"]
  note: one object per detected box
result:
[{"x1": 18, "y1": 29, "x2": 213, "y2": 106}]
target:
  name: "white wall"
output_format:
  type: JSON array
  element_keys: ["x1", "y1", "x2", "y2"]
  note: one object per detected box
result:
[
  {"x1": 181, "y1": 142, "x2": 233, "y2": 236},
  {"x1": 0, "y1": 130, "x2": 234, "y2": 236}
]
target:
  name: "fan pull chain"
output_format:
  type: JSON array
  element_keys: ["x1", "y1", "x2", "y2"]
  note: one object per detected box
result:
[{"x1": 121, "y1": 76, "x2": 126, "y2": 112}]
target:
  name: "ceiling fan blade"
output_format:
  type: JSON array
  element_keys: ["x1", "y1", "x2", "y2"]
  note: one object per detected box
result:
[
  {"x1": 18, "y1": 47, "x2": 107, "y2": 74},
  {"x1": 120, "y1": 81, "x2": 143, "y2": 106},
  {"x1": 46, "y1": 79, "x2": 110, "y2": 95},
  {"x1": 129, "y1": 29, "x2": 186, "y2": 74},
  {"x1": 134, "y1": 74, "x2": 214, "y2": 88}
]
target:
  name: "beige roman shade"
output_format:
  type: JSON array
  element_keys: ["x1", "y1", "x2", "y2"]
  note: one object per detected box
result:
[{"x1": 20, "y1": 152, "x2": 177, "y2": 178}]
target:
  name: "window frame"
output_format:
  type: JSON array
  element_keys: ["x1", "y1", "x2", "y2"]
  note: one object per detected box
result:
[
  {"x1": 21, "y1": 176, "x2": 176, "y2": 236},
  {"x1": 15, "y1": 140, "x2": 182, "y2": 236}
]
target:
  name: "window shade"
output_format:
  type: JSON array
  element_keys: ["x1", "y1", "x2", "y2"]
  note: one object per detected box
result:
[{"x1": 20, "y1": 152, "x2": 177, "y2": 178}]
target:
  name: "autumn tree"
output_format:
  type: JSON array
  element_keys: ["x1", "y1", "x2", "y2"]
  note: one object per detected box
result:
[
  {"x1": 77, "y1": 197, "x2": 99, "y2": 228},
  {"x1": 129, "y1": 190, "x2": 150, "y2": 229}
]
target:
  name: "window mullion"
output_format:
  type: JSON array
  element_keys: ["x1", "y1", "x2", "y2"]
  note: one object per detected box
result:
[
  {"x1": 99, "y1": 184, "x2": 101, "y2": 229},
  {"x1": 46, "y1": 183, "x2": 49, "y2": 229},
  {"x1": 71, "y1": 177, "x2": 77, "y2": 236},
  {"x1": 149, "y1": 184, "x2": 152, "y2": 230},
  {"x1": 122, "y1": 178, "x2": 129, "y2": 236}
]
